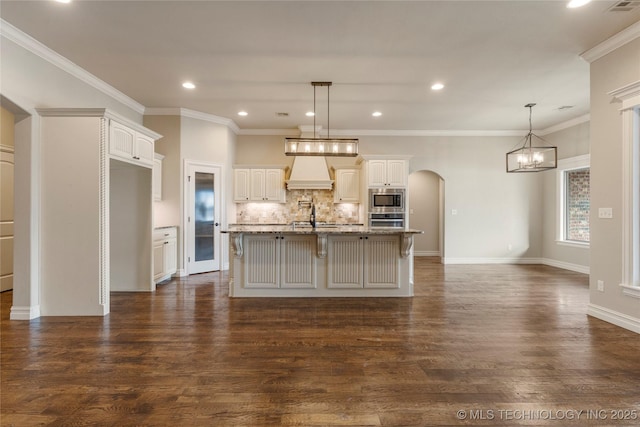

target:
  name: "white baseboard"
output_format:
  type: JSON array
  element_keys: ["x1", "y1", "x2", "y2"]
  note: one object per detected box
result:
[
  {"x1": 414, "y1": 251, "x2": 440, "y2": 257},
  {"x1": 541, "y1": 258, "x2": 589, "y2": 274},
  {"x1": 10, "y1": 305, "x2": 41, "y2": 320},
  {"x1": 587, "y1": 303, "x2": 640, "y2": 334},
  {"x1": 443, "y1": 257, "x2": 541, "y2": 265},
  {"x1": 177, "y1": 269, "x2": 187, "y2": 277}
]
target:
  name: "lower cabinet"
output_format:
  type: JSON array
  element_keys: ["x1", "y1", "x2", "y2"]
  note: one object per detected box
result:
[
  {"x1": 153, "y1": 227, "x2": 177, "y2": 283},
  {"x1": 328, "y1": 235, "x2": 400, "y2": 289},
  {"x1": 244, "y1": 234, "x2": 317, "y2": 289}
]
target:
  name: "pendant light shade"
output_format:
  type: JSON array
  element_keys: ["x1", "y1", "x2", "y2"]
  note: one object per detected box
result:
[
  {"x1": 285, "y1": 82, "x2": 359, "y2": 157},
  {"x1": 506, "y1": 103, "x2": 557, "y2": 173}
]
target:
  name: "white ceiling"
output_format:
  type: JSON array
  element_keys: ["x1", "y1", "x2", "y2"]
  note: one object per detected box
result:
[{"x1": 2, "y1": 0, "x2": 640, "y2": 133}]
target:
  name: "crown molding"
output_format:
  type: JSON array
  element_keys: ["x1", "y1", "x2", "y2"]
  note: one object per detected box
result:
[
  {"x1": 238, "y1": 128, "x2": 527, "y2": 137},
  {"x1": 581, "y1": 20, "x2": 640, "y2": 63},
  {"x1": 0, "y1": 19, "x2": 145, "y2": 115},
  {"x1": 144, "y1": 107, "x2": 240, "y2": 134},
  {"x1": 538, "y1": 114, "x2": 590, "y2": 136},
  {"x1": 609, "y1": 80, "x2": 640, "y2": 110},
  {"x1": 238, "y1": 129, "x2": 300, "y2": 136}
]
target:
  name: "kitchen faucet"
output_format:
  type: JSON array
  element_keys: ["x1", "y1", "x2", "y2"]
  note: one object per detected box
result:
[{"x1": 309, "y1": 203, "x2": 316, "y2": 228}]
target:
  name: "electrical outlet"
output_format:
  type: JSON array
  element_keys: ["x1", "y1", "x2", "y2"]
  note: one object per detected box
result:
[
  {"x1": 451, "y1": 209, "x2": 458, "y2": 215},
  {"x1": 508, "y1": 244, "x2": 512, "y2": 251},
  {"x1": 597, "y1": 280, "x2": 604, "y2": 292}
]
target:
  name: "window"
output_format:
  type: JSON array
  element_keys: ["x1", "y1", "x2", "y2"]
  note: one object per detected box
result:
[
  {"x1": 565, "y1": 168, "x2": 590, "y2": 242},
  {"x1": 557, "y1": 155, "x2": 590, "y2": 247}
]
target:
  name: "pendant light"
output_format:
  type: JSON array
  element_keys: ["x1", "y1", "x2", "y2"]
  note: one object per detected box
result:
[
  {"x1": 506, "y1": 103, "x2": 557, "y2": 172},
  {"x1": 285, "y1": 82, "x2": 359, "y2": 157}
]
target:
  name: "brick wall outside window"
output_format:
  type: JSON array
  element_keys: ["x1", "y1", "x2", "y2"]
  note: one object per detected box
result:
[{"x1": 565, "y1": 168, "x2": 590, "y2": 242}]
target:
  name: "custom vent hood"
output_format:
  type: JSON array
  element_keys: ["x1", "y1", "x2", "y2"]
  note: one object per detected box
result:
[{"x1": 286, "y1": 125, "x2": 334, "y2": 190}]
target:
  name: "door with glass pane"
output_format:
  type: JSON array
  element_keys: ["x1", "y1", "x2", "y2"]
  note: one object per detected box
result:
[{"x1": 187, "y1": 163, "x2": 221, "y2": 274}]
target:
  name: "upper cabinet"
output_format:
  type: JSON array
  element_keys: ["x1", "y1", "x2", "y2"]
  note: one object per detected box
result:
[
  {"x1": 109, "y1": 121, "x2": 154, "y2": 168},
  {"x1": 234, "y1": 167, "x2": 286, "y2": 203},
  {"x1": 333, "y1": 167, "x2": 360, "y2": 203},
  {"x1": 360, "y1": 156, "x2": 410, "y2": 188}
]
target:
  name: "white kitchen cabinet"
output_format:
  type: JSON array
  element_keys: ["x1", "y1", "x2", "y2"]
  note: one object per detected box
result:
[
  {"x1": 327, "y1": 235, "x2": 363, "y2": 288},
  {"x1": 109, "y1": 121, "x2": 154, "y2": 168},
  {"x1": 243, "y1": 234, "x2": 316, "y2": 288},
  {"x1": 327, "y1": 235, "x2": 399, "y2": 289},
  {"x1": 234, "y1": 167, "x2": 286, "y2": 202},
  {"x1": 153, "y1": 153, "x2": 164, "y2": 201},
  {"x1": 333, "y1": 168, "x2": 360, "y2": 203},
  {"x1": 233, "y1": 169, "x2": 251, "y2": 201},
  {"x1": 153, "y1": 227, "x2": 177, "y2": 283},
  {"x1": 367, "y1": 159, "x2": 407, "y2": 187}
]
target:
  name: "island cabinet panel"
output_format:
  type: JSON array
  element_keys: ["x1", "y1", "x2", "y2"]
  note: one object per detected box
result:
[
  {"x1": 280, "y1": 235, "x2": 317, "y2": 288},
  {"x1": 364, "y1": 235, "x2": 400, "y2": 288},
  {"x1": 327, "y1": 236, "x2": 364, "y2": 288},
  {"x1": 244, "y1": 235, "x2": 279, "y2": 288}
]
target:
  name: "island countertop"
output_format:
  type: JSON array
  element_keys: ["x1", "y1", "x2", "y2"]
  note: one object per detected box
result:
[{"x1": 223, "y1": 224, "x2": 423, "y2": 235}]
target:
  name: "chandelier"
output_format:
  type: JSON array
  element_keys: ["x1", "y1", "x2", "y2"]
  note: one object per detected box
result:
[
  {"x1": 506, "y1": 103, "x2": 557, "y2": 172},
  {"x1": 284, "y1": 82, "x2": 358, "y2": 157}
]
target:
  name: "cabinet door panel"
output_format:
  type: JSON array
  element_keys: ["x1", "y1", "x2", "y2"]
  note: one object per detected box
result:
[
  {"x1": 368, "y1": 160, "x2": 387, "y2": 187},
  {"x1": 364, "y1": 236, "x2": 400, "y2": 288},
  {"x1": 386, "y1": 160, "x2": 406, "y2": 187},
  {"x1": 250, "y1": 169, "x2": 266, "y2": 201},
  {"x1": 109, "y1": 122, "x2": 136, "y2": 160},
  {"x1": 135, "y1": 134, "x2": 155, "y2": 167},
  {"x1": 244, "y1": 235, "x2": 279, "y2": 288},
  {"x1": 264, "y1": 169, "x2": 284, "y2": 201},
  {"x1": 233, "y1": 169, "x2": 251, "y2": 202},
  {"x1": 165, "y1": 238, "x2": 177, "y2": 276},
  {"x1": 280, "y1": 235, "x2": 316, "y2": 288},
  {"x1": 335, "y1": 169, "x2": 360, "y2": 202},
  {"x1": 153, "y1": 241, "x2": 165, "y2": 281},
  {"x1": 327, "y1": 236, "x2": 363, "y2": 288}
]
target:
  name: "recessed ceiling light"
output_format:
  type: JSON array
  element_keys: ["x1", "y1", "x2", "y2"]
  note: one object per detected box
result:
[
  {"x1": 372, "y1": 111, "x2": 382, "y2": 117},
  {"x1": 238, "y1": 111, "x2": 248, "y2": 117},
  {"x1": 182, "y1": 81, "x2": 196, "y2": 89},
  {"x1": 431, "y1": 83, "x2": 445, "y2": 91},
  {"x1": 567, "y1": 0, "x2": 591, "y2": 8},
  {"x1": 306, "y1": 111, "x2": 315, "y2": 117},
  {"x1": 54, "y1": 0, "x2": 72, "y2": 3}
]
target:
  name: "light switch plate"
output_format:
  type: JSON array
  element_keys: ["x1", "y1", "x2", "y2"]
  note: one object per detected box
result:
[{"x1": 598, "y1": 208, "x2": 613, "y2": 219}]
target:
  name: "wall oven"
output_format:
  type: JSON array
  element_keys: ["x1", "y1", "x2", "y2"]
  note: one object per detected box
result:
[
  {"x1": 369, "y1": 213, "x2": 405, "y2": 228},
  {"x1": 369, "y1": 188, "x2": 405, "y2": 213}
]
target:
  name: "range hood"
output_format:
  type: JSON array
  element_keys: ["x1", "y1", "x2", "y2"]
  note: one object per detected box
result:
[
  {"x1": 286, "y1": 156, "x2": 334, "y2": 190},
  {"x1": 285, "y1": 125, "x2": 334, "y2": 190}
]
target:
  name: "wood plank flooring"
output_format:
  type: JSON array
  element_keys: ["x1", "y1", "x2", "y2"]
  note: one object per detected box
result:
[{"x1": 2, "y1": 259, "x2": 640, "y2": 426}]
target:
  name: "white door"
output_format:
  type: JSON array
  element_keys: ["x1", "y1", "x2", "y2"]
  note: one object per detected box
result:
[
  {"x1": 187, "y1": 163, "x2": 221, "y2": 274},
  {"x1": 0, "y1": 148, "x2": 14, "y2": 291}
]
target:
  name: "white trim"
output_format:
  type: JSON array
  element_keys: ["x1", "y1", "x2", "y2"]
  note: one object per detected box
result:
[
  {"x1": 145, "y1": 108, "x2": 240, "y2": 134},
  {"x1": 35, "y1": 108, "x2": 162, "y2": 140},
  {"x1": 541, "y1": 258, "x2": 590, "y2": 275},
  {"x1": 620, "y1": 283, "x2": 640, "y2": 299},
  {"x1": 556, "y1": 155, "x2": 591, "y2": 245},
  {"x1": 538, "y1": 114, "x2": 590, "y2": 136},
  {"x1": 0, "y1": 19, "x2": 145, "y2": 115},
  {"x1": 414, "y1": 251, "x2": 440, "y2": 257},
  {"x1": 580, "y1": 20, "x2": 640, "y2": 64},
  {"x1": 555, "y1": 240, "x2": 589, "y2": 249},
  {"x1": 442, "y1": 257, "x2": 542, "y2": 265},
  {"x1": 9, "y1": 305, "x2": 41, "y2": 320},
  {"x1": 609, "y1": 80, "x2": 640, "y2": 111},
  {"x1": 587, "y1": 303, "x2": 640, "y2": 334}
]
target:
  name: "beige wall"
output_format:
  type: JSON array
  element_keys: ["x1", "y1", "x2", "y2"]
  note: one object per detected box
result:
[
  {"x1": 541, "y1": 121, "x2": 590, "y2": 271},
  {"x1": 589, "y1": 37, "x2": 640, "y2": 325}
]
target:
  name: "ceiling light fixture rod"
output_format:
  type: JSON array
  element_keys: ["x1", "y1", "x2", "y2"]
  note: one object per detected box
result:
[{"x1": 311, "y1": 81, "x2": 332, "y2": 138}]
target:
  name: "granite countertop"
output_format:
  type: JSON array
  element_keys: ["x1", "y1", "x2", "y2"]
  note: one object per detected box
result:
[
  {"x1": 223, "y1": 224, "x2": 423, "y2": 235},
  {"x1": 154, "y1": 225, "x2": 178, "y2": 230}
]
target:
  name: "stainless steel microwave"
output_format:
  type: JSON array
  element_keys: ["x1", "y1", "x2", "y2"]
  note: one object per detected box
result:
[{"x1": 369, "y1": 188, "x2": 405, "y2": 213}]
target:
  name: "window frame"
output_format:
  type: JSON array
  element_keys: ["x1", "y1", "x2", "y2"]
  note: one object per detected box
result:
[
  {"x1": 609, "y1": 81, "x2": 640, "y2": 297},
  {"x1": 556, "y1": 154, "x2": 591, "y2": 248}
]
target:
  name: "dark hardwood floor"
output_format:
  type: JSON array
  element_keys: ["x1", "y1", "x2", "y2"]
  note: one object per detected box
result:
[{"x1": 2, "y1": 258, "x2": 640, "y2": 426}]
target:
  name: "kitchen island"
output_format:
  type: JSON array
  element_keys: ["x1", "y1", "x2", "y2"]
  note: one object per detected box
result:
[{"x1": 223, "y1": 224, "x2": 422, "y2": 297}]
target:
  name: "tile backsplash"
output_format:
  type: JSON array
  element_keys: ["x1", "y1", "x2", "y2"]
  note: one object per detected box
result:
[{"x1": 235, "y1": 190, "x2": 360, "y2": 224}]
